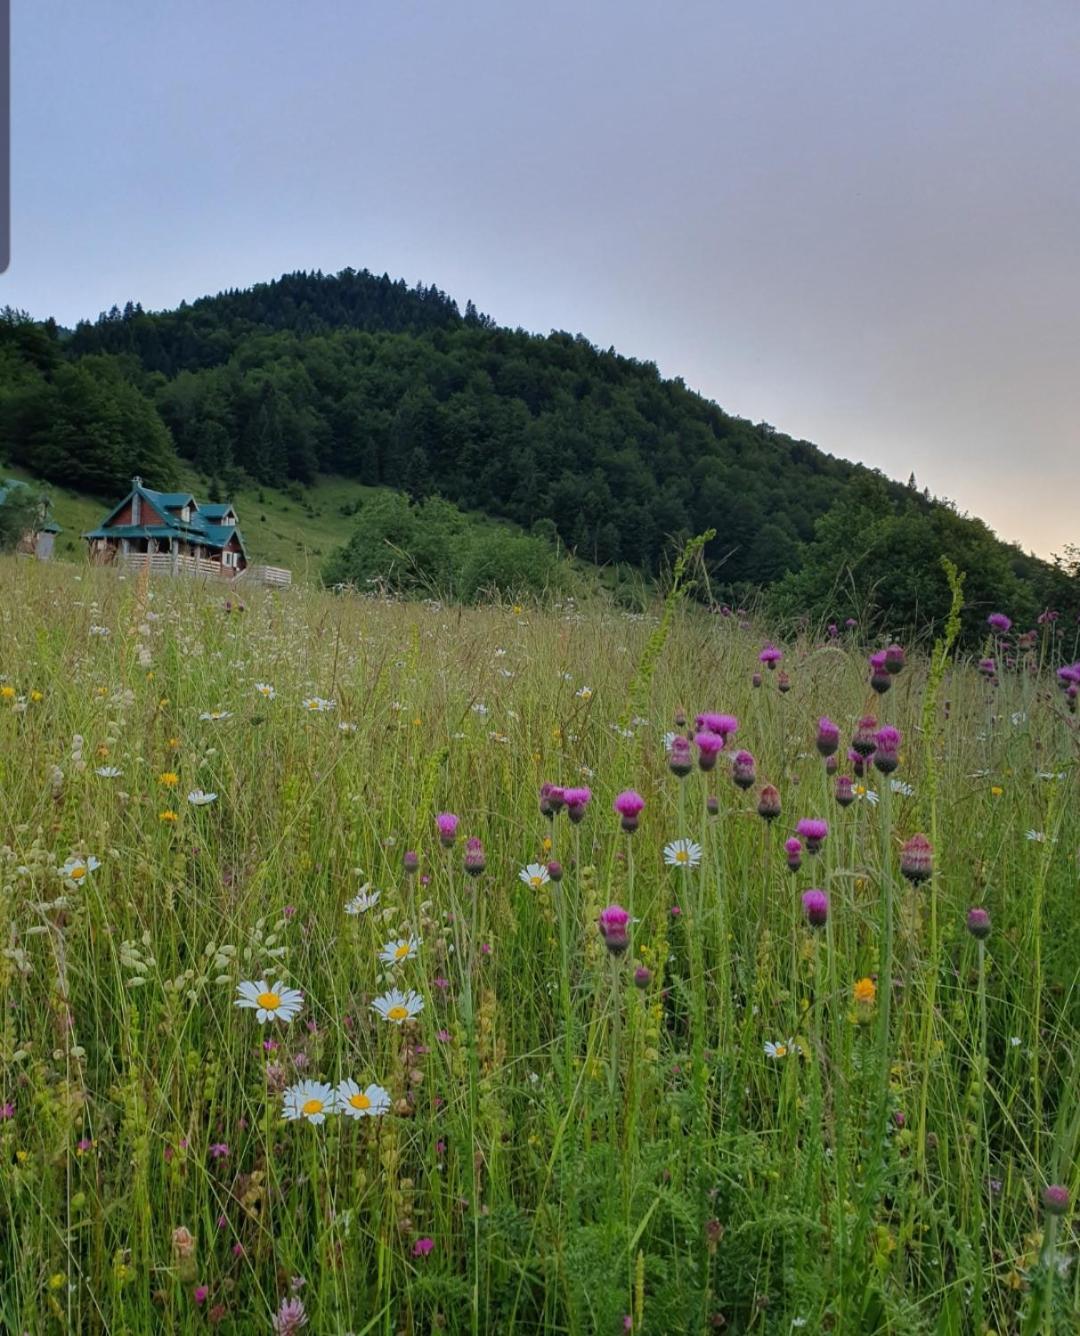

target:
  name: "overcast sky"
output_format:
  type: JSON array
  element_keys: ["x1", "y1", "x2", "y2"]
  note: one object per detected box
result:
[{"x1": 4, "y1": 1, "x2": 1078, "y2": 557}]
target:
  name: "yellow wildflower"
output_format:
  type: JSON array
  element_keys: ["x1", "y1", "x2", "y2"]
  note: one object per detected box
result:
[
  {"x1": 158, "y1": 771, "x2": 179, "y2": 787},
  {"x1": 159, "y1": 810, "x2": 178, "y2": 824},
  {"x1": 30, "y1": 690, "x2": 43, "y2": 702},
  {"x1": 854, "y1": 977, "x2": 877, "y2": 1005},
  {"x1": 0, "y1": 685, "x2": 14, "y2": 699}
]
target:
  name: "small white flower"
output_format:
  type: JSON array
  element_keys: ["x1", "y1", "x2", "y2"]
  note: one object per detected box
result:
[
  {"x1": 574, "y1": 686, "x2": 593, "y2": 700},
  {"x1": 345, "y1": 887, "x2": 380, "y2": 915},
  {"x1": 187, "y1": 789, "x2": 218, "y2": 806},
  {"x1": 853, "y1": 785, "x2": 879, "y2": 805},
  {"x1": 302, "y1": 696, "x2": 335, "y2": 712},
  {"x1": 764, "y1": 1039, "x2": 799, "y2": 1060},
  {"x1": 1026, "y1": 830, "x2": 1046, "y2": 842},
  {"x1": 60, "y1": 855, "x2": 100, "y2": 881},
  {"x1": 336, "y1": 1079, "x2": 390, "y2": 1119},
  {"x1": 1009, "y1": 1036, "x2": 1022, "y2": 1047},
  {"x1": 471, "y1": 703, "x2": 489, "y2": 717},
  {"x1": 890, "y1": 779, "x2": 915, "y2": 797},
  {"x1": 95, "y1": 766, "x2": 123, "y2": 778},
  {"x1": 282, "y1": 1079, "x2": 336, "y2": 1124},
  {"x1": 967, "y1": 769, "x2": 991, "y2": 779},
  {"x1": 235, "y1": 979, "x2": 304, "y2": 1023},
  {"x1": 338, "y1": 721, "x2": 357, "y2": 734},
  {"x1": 663, "y1": 838, "x2": 702, "y2": 869},
  {"x1": 199, "y1": 710, "x2": 232, "y2": 722},
  {"x1": 378, "y1": 937, "x2": 421, "y2": 966},
  {"x1": 661, "y1": 730, "x2": 679, "y2": 751},
  {"x1": 1036, "y1": 771, "x2": 1066, "y2": 781},
  {"x1": 88, "y1": 625, "x2": 110, "y2": 637},
  {"x1": 518, "y1": 863, "x2": 550, "y2": 889},
  {"x1": 1010, "y1": 711, "x2": 1027, "y2": 726},
  {"x1": 371, "y1": 988, "x2": 424, "y2": 1024},
  {"x1": 254, "y1": 683, "x2": 276, "y2": 700}
]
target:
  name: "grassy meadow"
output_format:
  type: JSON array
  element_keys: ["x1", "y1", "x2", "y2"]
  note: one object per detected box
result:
[{"x1": 0, "y1": 555, "x2": 1077, "y2": 1334}]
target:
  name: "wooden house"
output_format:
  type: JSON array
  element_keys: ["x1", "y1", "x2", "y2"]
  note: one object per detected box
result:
[{"x1": 84, "y1": 478, "x2": 248, "y2": 576}]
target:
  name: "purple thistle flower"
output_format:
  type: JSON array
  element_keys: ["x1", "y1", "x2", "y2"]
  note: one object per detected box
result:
[
  {"x1": 759, "y1": 645, "x2": 782, "y2": 668},
  {"x1": 705, "y1": 793, "x2": 719, "y2": 815},
  {"x1": 873, "y1": 725, "x2": 901, "y2": 774},
  {"x1": 403, "y1": 849, "x2": 420, "y2": 875},
  {"x1": 693, "y1": 731, "x2": 725, "y2": 771},
  {"x1": 539, "y1": 783, "x2": 566, "y2": 818},
  {"x1": 802, "y1": 889, "x2": 829, "y2": 928},
  {"x1": 784, "y1": 837, "x2": 802, "y2": 872},
  {"x1": 795, "y1": 818, "x2": 828, "y2": 853},
  {"x1": 546, "y1": 859, "x2": 563, "y2": 882},
  {"x1": 667, "y1": 734, "x2": 693, "y2": 777},
  {"x1": 435, "y1": 812, "x2": 459, "y2": 846},
  {"x1": 966, "y1": 907, "x2": 991, "y2": 939},
  {"x1": 777, "y1": 671, "x2": 791, "y2": 694},
  {"x1": 884, "y1": 643, "x2": 906, "y2": 674},
  {"x1": 835, "y1": 775, "x2": 855, "y2": 807},
  {"x1": 816, "y1": 716, "x2": 840, "y2": 757},
  {"x1": 696, "y1": 712, "x2": 739, "y2": 738},
  {"x1": 987, "y1": 612, "x2": 1012, "y2": 633},
  {"x1": 633, "y1": 966, "x2": 652, "y2": 990},
  {"x1": 598, "y1": 904, "x2": 631, "y2": 955},
  {"x1": 412, "y1": 1237, "x2": 435, "y2": 1257},
  {"x1": 463, "y1": 837, "x2": 486, "y2": 876},
  {"x1": 869, "y1": 650, "x2": 892, "y2": 695},
  {"x1": 1042, "y1": 1185, "x2": 1069, "y2": 1216},
  {"x1": 978, "y1": 657, "x2": 997, "y2": 679},
  {"x1": 824, "y1": 752, "x2": 838, "y2": 775},
  {"x1": 562, "y1": 786, "x2": 592, "y2": 823},
  {"x1": 272, "y1": 1297, "x2": 309, "y2": 1333},
  {"x1": 751, "y1": 671, "x2": 763, "y2": 688},
  {"x1": 731, "y1": 750, "x2": 756, "y2": 790},
  {"x1": 852, "y1": 716, "x2": 878, "y2": 757},
  {"x1": 900, "y1": 833, "x2": 933, "y2": 884},
  {"x1": 613, "y1": 790, "x2": 645, "y2": 833}
]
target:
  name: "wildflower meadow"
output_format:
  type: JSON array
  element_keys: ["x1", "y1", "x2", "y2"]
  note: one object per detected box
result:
[{"x1": 1, "y1": 554, "x2": 1078, "y2": 1334}]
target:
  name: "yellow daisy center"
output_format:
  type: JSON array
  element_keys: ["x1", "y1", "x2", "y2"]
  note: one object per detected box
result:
[
  {"x1": 675, "y1": 850, "x2": 689, "y2": 863},
  {"x1": 529, "y1": 875, "x2": 543, "y2": 887},
  {"x1": 301, "y1": 1098, "x2": 324, "y2": 1116},
  {"x1": 349, "y1": 1092, "x2": 372, "y2": 1111},
  {"x1": 775, "y1": 1045, "x2": 787, "y2": 1058},
  {"x1": 69, "y1": 866, "x2": 86, "y2": 880},
  {"x1": 394, "y1": 943, "x2": 411, "y2": 959},
  {"x1": 257, "y1": 991, "x2": 281, "y2": 1010},
  {"x1": 387, "y1": 1005, "x2": 409, "y2": 1022}
]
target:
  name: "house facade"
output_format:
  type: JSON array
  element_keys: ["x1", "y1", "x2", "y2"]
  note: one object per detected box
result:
[
  {"x1": 84, "y1": 479, "x2": 248, "y2": 576},
  {"x1": 0, "y1": 479, "x2": 61, "y2": 559}
]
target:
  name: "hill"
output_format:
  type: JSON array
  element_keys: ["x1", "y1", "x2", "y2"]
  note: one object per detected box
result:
[{"x1": 1, "y1": 274, "x2": 1077, "y2": 632}]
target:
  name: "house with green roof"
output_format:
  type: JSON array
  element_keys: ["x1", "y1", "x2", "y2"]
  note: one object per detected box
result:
[
  {"x1": 84, "y1": 478, "x2": 248, "y2": 577},
  {"x1": 0, "y1": 478, "x2": 61, "y2": 559}
]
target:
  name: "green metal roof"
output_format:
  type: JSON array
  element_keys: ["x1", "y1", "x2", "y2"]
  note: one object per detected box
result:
[{"x1": 84, "y1": 480, "x2": 247, "y2": 557}]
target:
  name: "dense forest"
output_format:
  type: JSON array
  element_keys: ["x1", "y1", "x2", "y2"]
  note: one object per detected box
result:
[{"x1": 0, "y1": 268, "x2": 1076, "y2": 631}]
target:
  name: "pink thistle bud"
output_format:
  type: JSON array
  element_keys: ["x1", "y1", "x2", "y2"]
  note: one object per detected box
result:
[
  {"x1": 1042, "y1": 1184, "x2": 1069, "y2": 1216},
  {"x1": 899, "y1": 833, "x2": 933, "y2": 884},
  {"x1": 873, "y1": 725, "x2": 901, "y2": 774},
  {"x1": 816, "y1": 717, "x2": 840, "y2": 757},
  {"x1": 563, "y1": 786, "x2": 592, "y2": 823},
  {"x1": 633, "y1": 966, "x2": 652, "y2": 990},
  {"x1": 598, "y1": 904, "x2": 631, "y2": 955},
  {"x1": 852, "y1": 716, "x2": 878, "y2": 757},
  {"x1": 613, "y1": 789, "x2": 645, "y2": 833},
  {"x1": 824, "y1": 753, "x2": 838, "y2": 775},
  {"x1": 731, "y1": 750, "x2": 756, "y2": 790},
  {"x1": 463, "y1": 837, "x2": 485, "y2": 876},
  {"x1": 802, "y1": 889, "x2": 829, "y2": 928},
  {"x1": 435, "y1": 812, "x2": 459, "y2": 846},
  {"x1": 777, "y1": 671, "x2": 791, "y2": 694},
  {"x1": 539, "y1": 783, "x2": 566, "y2": 818},
  {"x1": 884, "y1": 643, "x2": 905, "y2": 674},
  {"x1": 757, "y1": 784, "x2": 782, "y2": 822},
  {"x1": 966, "y1": 907, "x2": 991, "y2": 939},
  {"x1": 546, "y1": 860, "x2": 563, "y2": 882},
  {"x1": 403, "y1": 849, "x2": 420, "y2": 875},
  {"x1": 987, "y1": 612, "x2": 1011, "y2": 633},
  {"x1": 978, "y1": 657, "x2": 997, "y2": 680},
  {"x1": 673, "y1": 707, "x2": 687, "y2": 726},
  {"x1": 751, "y1": 672, "x2": 763, "y2": 688},
  {"x1": 705, "y1": 793, "x2": 719, "y2": 815},
  {"x1": 784, "y1": 837, "x2": 802, "y2": 872},
  {"x1": 795, "y1": 817, "x2": 828, "y2": 853},
  {"x1": 835, "y1": 775, "x2": 855, "y2": 808},
  {"x1": 693, "y1": 731, "x2": 724, "y2": 771},
  {"x1": 271, "y1": 1296, "x2": 308, "y2": 1334},
  {"x1": 667, "y1": 734, "x2": 693, "y2": 777}
]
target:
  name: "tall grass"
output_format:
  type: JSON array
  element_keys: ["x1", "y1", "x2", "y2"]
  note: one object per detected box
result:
[{"x1": 0, "y1": 557, "x2": 1076, "y2": 1333}]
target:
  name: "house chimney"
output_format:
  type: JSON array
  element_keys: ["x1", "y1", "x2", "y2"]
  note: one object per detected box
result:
[{"x1": 131, "y1": 477, "x2": 142, "y2": 525}]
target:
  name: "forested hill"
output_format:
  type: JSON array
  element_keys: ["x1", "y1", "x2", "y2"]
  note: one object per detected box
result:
[{"x1": 1, "y1": 269, "x2": 1076, "y2": 630}]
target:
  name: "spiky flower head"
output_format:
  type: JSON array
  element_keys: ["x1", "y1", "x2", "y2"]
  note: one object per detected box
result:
[
  {"x1": 693, "y1": 731, "x2": 724, "y2": 771},
  {"x1": 667, "y1": 734, "x2": 693, "y2": 777},
  {"x1": 613, "y1": 790, "x2": 645, "y2": 833},
  {"x1": 824, "y1": 753, "x2": 838, "y2": 774},
  {"x1": 546, "y1": 859, "x2": 563, "y2": 882},
  {"x1": 563, "y1": 786, "x2": 592, "y2": 823},
  {"x1": 759, "y1": 645, "x2": 782, "y2": 668},
  {"x1": 987, "y1": 612, "x2": 1012, "y2": 633},
  {"x1": 872, "y1": 725, "x2": 901, "y2": 774},
  {"x1": 403, "y1": 849, "x2": 420, "y2": 874},
  {"x1": 851, "y1": 716, "x2": 879, "y2": 757},
  {"x1": 815, "y1": 717, "x2": 840, "y2": 757},
  {"x1": 731, "y1": 750, "x2": 756, "y2": 790},
  {"x1": 784, "y1": 837, "x2": 802, "y2": 872},
  {"x1": 966, "y1": 907, "x2": 991, "y2": 940},
  {"x1": 802, "y1": 889, "x2": 829, "y2": 928},
  {"x1": 777, "y1": 671, "x2": 792, "y2": 694},
  {"x1": 705, "y1": 793, "x2": 720, "y2": 815},
  {"x1": 272, "y1": 1295, "x2": 309, "y2": 1333},
  {"x1": 795, "y1": 817, "x2": 828, "y2": 853},
  {"x1": 978, "y1": 657, "x2": 997, "y2": 679},
  {"x1": 598, "y1": 904, "x2": 631, "y2": 955},
  {"x1": 757, "y1": 784, "x2": 782, "y2": 822},
  {"x1": 899, "y1": 833, "x2": 933, "y2": 884},
  {"x1": 1042, "y1": 1185, "x2": 1069, "y2": 1216},
  {"x1": 696, "y1": 712, "x2": 739, "y2": 738},
  {"x1": 463, "y1": 837, "x2": 486, "y2": 876},
  {"x1": 869, "y1": 650, "x2": 892, "y2": 695},
  {"x1": 884, "y1": 643, "x2": 906, "y2": 674},
  {"x1": 751, "y1": 671, "x2": 763, "y2": 688},
  {"x1": 835, "y1": 775, "x2": 855, "y2": 808},
  {"x1": 435, "y1": 812, "x2": 459, "y2": 846},
  {"x1": 539, "y1": 783, "x2": 566, "y2": 818},
  {"x1": 633, "y1": 966, "x2": 652, "y2": 990}
]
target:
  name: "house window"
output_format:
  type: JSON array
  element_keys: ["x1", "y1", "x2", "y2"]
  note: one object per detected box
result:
[{"x1": 180, "y1": 505, "x2": 191, "y2": 522}]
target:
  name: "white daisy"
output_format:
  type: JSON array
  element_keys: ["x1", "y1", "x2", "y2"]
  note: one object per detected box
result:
[
  {"x1": 1036, "y1": 771, "x2": 1067, "y2": 781},
  {"x1": 88, "y1": 625, "x2": 110, "y2": 637},
  {"x1": 663, "y1": 838, "x2": 702, "y2": 870},
  {"x1": 518, "y1": 863, "x2": 550, "y2": 889},
  {"x1": 95, "y1": 766, "x2": 123, "y2": 778},
  {"x1": 345, "y1": 886, "x2": 380, "y2": 915},
  {"x1": 302, "y1": 696, "x2": 335, "y2": 712},
  {"x1": 336, "y1": 1079, "x2": 390, "y2": 1119},
  {"x1": 187, "y1": 789, "x2": 218, "y2": 805},
  {"x1": 253, "y1": 683, "x2": 276, "y2": 700},
  {"x1": 338, "y1": 721, "x2": 357, "y2": 734},
  {"x1": 853, "y1": 785, "x2": 879, "y2": 805},
  {"x1": 471, "y1": 703, "x2": 489, "y2": 717},
  {"x1": 378, "y1": 937, "x2": 421, "y2": 966},
  {"x1": 1009, "y1": 1036, "x2": 1022, "y2": 1047},
  {"x1": 661, "y1": 731, "x2": 679, "y2": 751},
  {"x1": 199, "y1": 710, "x2": 232, "y2": 722},
  {"x1": 60, "y1": 855, "x2": 101, "y2": 881},
  {"x1": 890, "y1": 779, "x2": 915, "y2": 797},
  {"x1": 1010, "y1": 711, "x2": 1027, "y2": 726},
  {"x1": 1025, "y1": 830, "x2": 1046, "y2": 842},
  {"x1": 282, "y1": 1079, "x2": 336, "y2": 1124},
  {"x1": 764, "y1": 1039, "x2": 797, "y2": 1059},
  {"x1": 574, "y1": 686, "x2": 593, "y2": 700},
  {"x1": 371, "y1": 988, "x2": 424, "y2": 1024},
  {"x1": 235, "y1": 979, "x2": 304, "y2": 1023}
]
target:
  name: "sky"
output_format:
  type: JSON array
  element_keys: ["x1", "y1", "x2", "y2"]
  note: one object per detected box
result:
[{"x1": 4, "y1": 0, "x2": 1078, "y2": 558}]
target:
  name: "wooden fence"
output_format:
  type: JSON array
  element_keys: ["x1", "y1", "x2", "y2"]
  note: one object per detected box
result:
[{"x1": 118, "y1": 553, "x2": 291, "y2": 588}]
